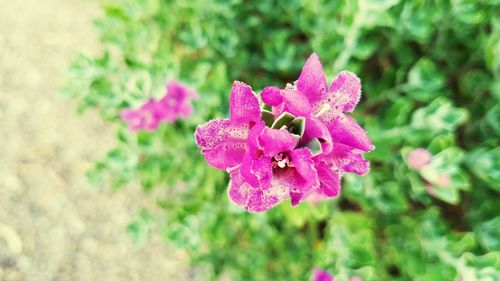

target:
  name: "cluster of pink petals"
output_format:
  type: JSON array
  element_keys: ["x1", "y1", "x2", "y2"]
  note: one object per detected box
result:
[
  {"x1": 195, "y1": 53, "x2": 374, "y2": 212},
  {"x1": 121, "y1": 80, "x2": 198, "y2": 132},
  {"x1": 312, "y1": 269, "x2": 334, "y2": 281}
]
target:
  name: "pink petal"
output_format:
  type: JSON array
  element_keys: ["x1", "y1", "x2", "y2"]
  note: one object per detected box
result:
[
  {"x1": 195, "y1": 119, "x2": 229, "y2": 149},
  {"x1": 120, "y1": 100, "x2": 163, "y2": 132},
  {"x1": 290, "y1": 148, "x2": 317, "y2": 183},
  {"x1": 240, "y1": 153, "x2": 257, "y2": 186},
  {"x1": 302, "y1": 117, "x2": 333, "y2": 154},
  {"x1": 120, "y1": 108, "x2": 137, "y2": 121},
  {"x1": 228, "y1": 168, "x2": 287, "y2": 212},
  {"x1": 178, "y1": 103, "x2": 194, "y2": 119},
  {"x1": 253, "y1": 179, "x2": 290, "y2": 211},
  {"x1": 329, "y1": 71, "x2": 361, "y2": 112},
  {"x1": 172, "y1": 80, "x2": 198, "y2": 99},
  {"x1": 228, "y1": 167, "x2": 253, "y2": 206},
  {"x1": 281, "y1": 89, "x2": 312, "y2": 116},
  {"x1": 330, "y1": 143, "x2": 370, "y2": 175},
  {"x1": 165, "y1": 80, "x2": 189, "y2": 101},
  {"x1": 158, "y1": 81, "x2": 198, "y2": 122},
  {"x1": 120, "y1": 109, "x2": 142, "y2": 131},
  {"x1": 143, "y1": 120, "x2": 162, "y2": 131},
  {"x1": 246, "y1": 190, "x2": 281, "y2": 212},
  {"x1": 312, "y1": 268, "x2": 334, "y2": 281},
  {"x1": 195, "y1": 119, "x2": 248, "y2": 170},
  {"x1": 246, "y1": 122, "x2": 265, "y2": 155},
  {"x1": 261, "y1": 86, "x2": 283, "y2": 106},
  {"x1": 272, "y1": 102, "x2": 286, "y2": 118},
  {"x1": 296, "y1": 53, "x2": 328, "y2": 105},
  {"x1": 230, "y1": 81, "x2": 261, "y2": 124},
  {"x1": 316, "y1": 161, "x2": 341, "y2": 197},
  {"x1": 288, "y1": 148, "x2": 320, "y2": 205},
  {"x1": 319, "y1": 112, "x2": 374, "y2": 152},
  {"x1": 242, "y1": 123, "x2": 296, "y2": 189},
  {"x1": 238, "y1": 122, "x2": 269, "y2": 186},
  {"x1": 240, "y1": 152, "x2": 273, "y2": 188},
  {"x1": 258, "y1": 127, "x2": 299, "y2": 156}
]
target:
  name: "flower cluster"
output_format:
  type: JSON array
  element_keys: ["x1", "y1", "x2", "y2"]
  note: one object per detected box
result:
[
  {"x1": 195, "y1": 53, "x2": 374, "y2": 212},
  {"x1": 121, "y1": 80, "x2": 198, "y2": 132}
]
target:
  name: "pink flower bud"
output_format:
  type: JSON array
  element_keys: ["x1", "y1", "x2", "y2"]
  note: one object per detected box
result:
[
  {"x1": 436, "y1": 174, "x2": 451, "y2": 188},
  {"x1": 407, "y1": 148, "x2": 432, "y2": 171}
]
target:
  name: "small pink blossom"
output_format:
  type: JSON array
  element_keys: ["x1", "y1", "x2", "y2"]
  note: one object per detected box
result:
[
  {"x1": 121, "y1": 80, "x2": 197, "y2": 132},
  {"x1": 312, "y1": 268, "x2": 334, "y2": 281},
  {"x1": 436, "y1": 174, "x2": 451, "y2": 188},
  {"x1": 120, "y1": 99, "x2": 165, "y2": 132},
  {"x1": 407, "y1": 148, "x2": 432, "y2": 170},
  {"x1": 195, "y1": 53, "x2": 374, "y2": 212},
  {"x1": 159, "y1": 80, "x2": 198, "y2": 122}
]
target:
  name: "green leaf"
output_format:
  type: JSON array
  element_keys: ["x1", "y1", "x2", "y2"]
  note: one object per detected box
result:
[
  {"x1": 405, "y1": 58, "x2": 446, "y2": 101},
  {"x1": 289, "y1": 117, "x2": 306, "y2": 137},
  {"x1": 411, "y1": 98, "x2": 469, "y2": 135},
  {"x1": 271, "y1": 112, "x2": 296, "y2": 129},
  {"x1": 483, "y1": 105, "x2": 500, "y2": 137},
  {"x1": 466, "y1": 147, "x2": 500, "y2": 191},
  {"x1": 261, "y1": 109, "x2": 275, "y2": 127},
  {"x1": 476, "y1": 217, "x2": 500, "y2": 252},
  {"x1": 305, "y1": 138, "x2": 322, "y2": 156}
]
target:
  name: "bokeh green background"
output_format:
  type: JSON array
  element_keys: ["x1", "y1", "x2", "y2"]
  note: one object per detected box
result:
[{"x1": 64, "y1": 0, "x2": 500, "y2": 280}]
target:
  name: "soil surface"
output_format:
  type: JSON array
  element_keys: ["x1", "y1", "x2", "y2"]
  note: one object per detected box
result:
[{"x1": 0, "y1": 0, "x2": 186, "y2": 280}]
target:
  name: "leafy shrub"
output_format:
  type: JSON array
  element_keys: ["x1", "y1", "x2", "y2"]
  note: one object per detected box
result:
[{"x1": 64, "y1": 0, "x2": 500, "y2": 280}]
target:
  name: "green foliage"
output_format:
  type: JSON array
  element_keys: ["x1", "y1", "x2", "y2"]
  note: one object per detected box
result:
[{"x1": 64, "y1": 0, "x2": 500, "y2": 280}]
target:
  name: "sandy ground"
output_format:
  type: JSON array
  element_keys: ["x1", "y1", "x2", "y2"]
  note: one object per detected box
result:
[{"x1": 0, "y1": 0, "x2": 186, "y2": 280}]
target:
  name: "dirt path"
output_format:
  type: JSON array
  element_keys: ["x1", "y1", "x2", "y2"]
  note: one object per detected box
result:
[{"x1": 0, "y1": 1, "x2": 186, "y2": 280}]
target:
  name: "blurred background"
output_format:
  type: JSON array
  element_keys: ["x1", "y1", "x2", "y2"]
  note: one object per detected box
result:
[
  {"x1": 1, "y1": 0, "x2": 499, "y2": 280},
  {"x1": 0, "y1": 0, "x2": 185, "y2": 280}
]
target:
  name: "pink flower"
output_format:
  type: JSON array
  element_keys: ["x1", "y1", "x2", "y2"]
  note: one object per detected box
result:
[
  {"x1": 407, "y1": 148, "x2": 432, "y2": 171},
  {"x1": 121, "y1": 80, "x2": 198, "y2": 132},
  {"x1": 195, "y1": 53, "x2": 374, "y2": 212},
  {"x1": 312, "y1": 268, "x2": 334, "y2": 281},
  {"x1": 120, "y1": 99, "x2": 164, "y2": 132},
  {"x1": 159, "y1": 80, "x2": 198, "y2": 122}
]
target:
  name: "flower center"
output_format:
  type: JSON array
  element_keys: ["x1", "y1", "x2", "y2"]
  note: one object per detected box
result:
[{"x1": 272, "y1": 153, "x2": 292, "y2": 169}]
